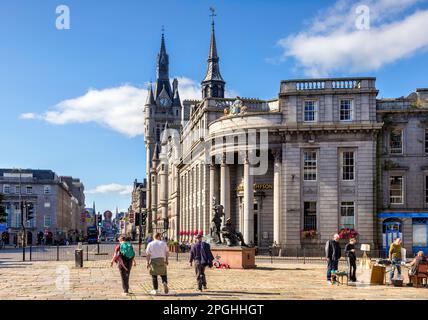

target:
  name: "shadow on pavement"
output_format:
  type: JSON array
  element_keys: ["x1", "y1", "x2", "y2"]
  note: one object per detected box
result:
[
  {"x1": 130, "y1": 291, "x2": 279, "y2": 298},
  {"x1": 207, "y1": 290, "x2": 279, "y2": 296},
  {"x1": 256, "y1": 266, "x2": 307, "y2": 271}
]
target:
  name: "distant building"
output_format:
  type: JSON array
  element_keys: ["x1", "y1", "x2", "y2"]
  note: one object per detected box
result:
[
  {"x1": 0, "y1": 169, "x2": 85, "y2": 245},
  {"x1": 131, "y1": 179, "x2": 147, "y2": 239},
  {"x1": 60, "y1": 176, "x2": 86, "y2": 240}
]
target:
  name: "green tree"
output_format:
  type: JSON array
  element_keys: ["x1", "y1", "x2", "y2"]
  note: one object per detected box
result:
[{"x1": 0, "y1": 193, "x2": 7, "y2": 224}]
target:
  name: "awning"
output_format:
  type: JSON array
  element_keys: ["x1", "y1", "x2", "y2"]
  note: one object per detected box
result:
[{"x1": 378, "y1": 212, "x2": 428, "y2": 218}]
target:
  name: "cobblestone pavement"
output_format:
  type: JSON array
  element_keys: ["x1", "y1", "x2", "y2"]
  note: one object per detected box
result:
[{"x1": 0, "y1": 259, "x2": 427, "y2": 300}]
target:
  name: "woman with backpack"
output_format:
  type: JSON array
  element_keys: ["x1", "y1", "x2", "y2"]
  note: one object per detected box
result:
[{"x1": 111, "y1": 235, "x2": 136, "y2": 296}]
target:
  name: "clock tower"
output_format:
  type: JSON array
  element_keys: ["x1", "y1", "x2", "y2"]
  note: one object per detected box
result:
[{"x1": 144, "y1": 30, "x2": 182, "y2": 234}]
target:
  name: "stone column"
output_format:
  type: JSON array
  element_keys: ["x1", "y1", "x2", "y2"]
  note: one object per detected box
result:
[
  {"x1": 159, "y1": 163, "x2": 168, "y2": 221},
  {"x1": 273, "y1": 149, "x2": 282, "y2": 245},
  {"x1": 243, "y1": 156, "x2": 254, "y2": 244},
  {"x1": 146, "y1": 146, "x2": 153, "y2": 233},
  {"x1": 220, "y1": 154, "x2": 230, "y2": 226},
  {"x1": 150, "y1": 170, "x2": 157, "y2": 229},
  {"x1": 209, "y1": 164, "x2": 217, "y2": 221}
]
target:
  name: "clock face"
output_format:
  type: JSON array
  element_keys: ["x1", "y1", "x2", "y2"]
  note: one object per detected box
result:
[{"x1": 160, "y1": 98, "x2": 169, "y2": 107}]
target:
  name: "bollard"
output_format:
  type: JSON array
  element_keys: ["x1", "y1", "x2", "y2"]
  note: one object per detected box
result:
[
  {"x1": 75, "y1": 249, "x2": 83, "y2": 268},
  {"x1": 56, "y1": 245, "x2": 59, "y2": 261},
  {"x1": 176, "y1": 250, "x2": 179, "y2": 262},
  {"x1": 30, "y1": 245, "x2": 32, "y2": 261},
  {"x1": 86, "y1": 245, "x2": 89, "y2": 261},
  {"x1": 303, "y1": 248, "x2": 306, "y2": 265}
]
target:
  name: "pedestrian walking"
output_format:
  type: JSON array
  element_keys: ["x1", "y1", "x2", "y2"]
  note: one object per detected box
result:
[
  {"x1": 325, "y1": 233, "x2": 341, "y2": 285},
  {"x1": 345, "y1": 238, "x2": 357, "y2": 282},
  {"x1": 189, "y1": 234, "x2": 214, "y2": 291},
  {"x1": 111, "y1": 235, "x2": 136, "y2": 296},
  {"x1": 146, "y1": 232, "x2": 169, "y2": 295},
  {"x1": 389, "y1": 237, "x2": 403, "y2": 282}
]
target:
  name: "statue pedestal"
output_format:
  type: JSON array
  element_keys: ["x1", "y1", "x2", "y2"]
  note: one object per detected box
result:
[{"x1": 211, "y1": 246, "x2": 256, "y2": 269}]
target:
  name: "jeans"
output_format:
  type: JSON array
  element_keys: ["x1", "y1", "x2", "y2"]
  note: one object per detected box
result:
[
  {"x1": 152, "y1": 275, "x2": 168, "y2": 290},
  {"x1": 347, "y1": 257, "x2": 357, "y2": 281},
  {"x1": 390, "y1": 258, "x2": 402, "y2": 281},
  {"x1": 327, "y1": 259, "x2": 339, "y2": 281},
  {"x1": 195, "y1": 260, "x2": 207, "y2": 289},
  {"x1": 119, "y1": 258, "x2": 133, "y2": 293}
]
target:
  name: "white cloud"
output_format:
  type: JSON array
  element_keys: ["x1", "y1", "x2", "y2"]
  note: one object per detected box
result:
[
  {"x1": 277, "y1": 0, "x2": 428, "y2": 77},
  {"x1": 86, "y1": 183, "x2": 133, "y2": 196},
  {"x1": 19, "y1": 77, "x2": 235, "y2": 138},
  {"x1": 19, "y1": 113, "x2": 40, "y2": 120}
]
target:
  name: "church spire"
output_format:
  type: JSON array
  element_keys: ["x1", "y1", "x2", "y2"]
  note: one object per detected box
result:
[
  {"x1": 146, "y1": 82, "x2": 155, "y2": 105},
  {"x1": 155, "y1": 28, "x2": 172, "y2": 99},
  {"x1": 202, "y1": 8, "x2": 225, "y2": 99}
]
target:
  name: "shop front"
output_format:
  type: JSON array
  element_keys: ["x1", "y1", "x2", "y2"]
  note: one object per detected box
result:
[{"x1": 379, "y1": 212, "x2": 428, "y2": 256}]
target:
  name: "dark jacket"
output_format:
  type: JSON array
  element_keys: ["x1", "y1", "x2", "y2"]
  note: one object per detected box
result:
[
  {"x1": 344, "y1": 243, "x2": 356, "y2": 260},
  {"x1": 325, "y1": 240, "x2": 341, "y2": 260},
  {"x1": 190, "y1": 242, "x2": 214, "y2": 267}
]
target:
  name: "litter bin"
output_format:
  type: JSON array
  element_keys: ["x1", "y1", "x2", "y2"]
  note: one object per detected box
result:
[{"x1": 75, "y1": 249, "x2": 83, "y2": 268}]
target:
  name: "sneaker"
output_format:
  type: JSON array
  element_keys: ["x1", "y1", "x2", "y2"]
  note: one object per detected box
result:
[
  {"x1": 203, "y1": 285, "x2": 207, "y2": 290},
  {"x1": 150, "y1": 290, "x2": 158, "y2": 295},
  {"x1": 163, "y1": 283, "x2": 169, "y2": 294},
  {"x1": 121, "y1": 292, "x2": 129, "y2": 296},
  {"x1": 327, "y1": 281, "x2": 333, "y2": 285}
]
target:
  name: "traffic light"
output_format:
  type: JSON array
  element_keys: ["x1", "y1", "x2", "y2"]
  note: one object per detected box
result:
[
  {"x1": 135, "y1": 212, "x2": 141, "y2": 225},
  {"x1": 97, "y1": 214, "x2": 102, "y2": 227},
  {"x1": 26, "y1": 203, "x2": 35, "y2": 221},
  {"x1": 141, "y1": 212, "x2": 147, "y2": 225}
]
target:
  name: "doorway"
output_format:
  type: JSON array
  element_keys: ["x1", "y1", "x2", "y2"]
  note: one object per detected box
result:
[
  {"x1": 254, "y1": 203, "x2": 259, "y2": 246},
  {"x1": 383, "y1": 219, "x2": 402, "y2": 255}
]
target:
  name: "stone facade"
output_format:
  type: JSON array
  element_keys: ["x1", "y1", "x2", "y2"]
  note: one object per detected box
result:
[
  {"x1": 377, "y1": 89, "x2": 428, "y2": 255},
  {"x1": 0, "y1": 169, "x2": 85, "y2": 245},
  {"x1": 143, "y1": 20, "x2": 428, "y2": 254}
]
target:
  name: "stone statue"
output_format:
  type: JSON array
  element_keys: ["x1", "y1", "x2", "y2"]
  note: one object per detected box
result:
[
  {"x1": 230, "y1": 97, "x2": 243, "y2": 115},
  {"x1": 221, "y1": 218, "x2": 248, "y2": 247},
  {"x1": 210, "y1": 204, "x2": 224, "y2": 245}
]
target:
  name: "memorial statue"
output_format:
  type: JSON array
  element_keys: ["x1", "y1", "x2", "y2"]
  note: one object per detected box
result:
[
  {"x1": 221, "y1": 218, "x2": 248, "y2": 247},
  {"x1": 210, "y1": 204, "x2": 224, "y2": 245}
]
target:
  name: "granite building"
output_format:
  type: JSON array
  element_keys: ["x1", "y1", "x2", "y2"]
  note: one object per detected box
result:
[
  {"x1": 0, "y1": 169, "x2": 86, "y2": 245},
  {"x1": 144, "y1": 19, "x2": 428, "y2": 254}
]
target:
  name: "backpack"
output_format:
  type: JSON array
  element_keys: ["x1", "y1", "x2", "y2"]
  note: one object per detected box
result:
[{"x1": 120, "y1": 242, "x2": 135, "y2": 260}]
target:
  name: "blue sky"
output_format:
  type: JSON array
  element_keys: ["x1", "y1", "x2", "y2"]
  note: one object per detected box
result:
[{"x1": 1, "y1": 0, "x2": 427, "y2": 215}]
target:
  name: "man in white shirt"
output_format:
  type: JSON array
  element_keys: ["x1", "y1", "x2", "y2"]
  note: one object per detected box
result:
[{"x1": 146, "y1": 232, "x2": 169, "y2": 295}]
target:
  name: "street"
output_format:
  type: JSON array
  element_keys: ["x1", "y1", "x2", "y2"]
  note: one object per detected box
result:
[{"x1": 0, "y1": 258, "x2": 427, "y2": 300}]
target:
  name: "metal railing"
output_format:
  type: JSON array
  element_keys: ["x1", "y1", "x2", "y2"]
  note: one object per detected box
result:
[{"x1": 0, "y1": 244, "x2": 391, "y2": 263}]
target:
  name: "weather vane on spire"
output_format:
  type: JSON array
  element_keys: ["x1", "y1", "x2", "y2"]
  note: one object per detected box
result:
[
  {"x1": 161, "y1": 25, "x2": 165, "y2": 34},
  {"x1": 209, "y1": 7, "x2": 216, "y2": 26}
]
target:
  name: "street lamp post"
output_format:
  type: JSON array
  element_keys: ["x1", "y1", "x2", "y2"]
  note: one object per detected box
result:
[
  {"x1": 138, "y1": 209, "x2": 142, "y2": 256},
  {"x1": 14, "y1": 169, "x2": 26, "y2": 261}
]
